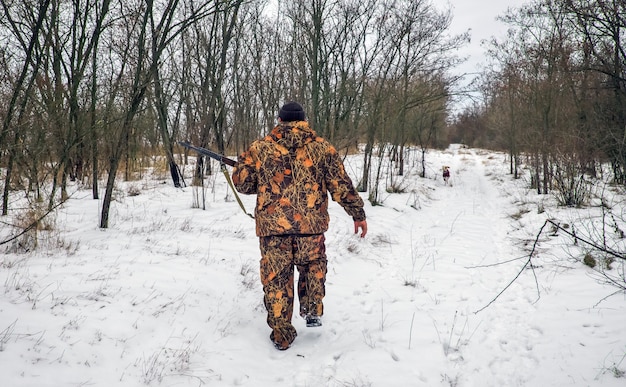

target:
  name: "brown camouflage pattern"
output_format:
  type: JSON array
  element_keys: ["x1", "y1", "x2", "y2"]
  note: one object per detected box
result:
[
  {"x1": 233, "y1": 120, "x2": 365, "y2": 350},
  {"x1": 232, "y1": 121, "x2": 365, "y2": 237},
  {"x1": 260, "y1": 234, "x2": 327, "y2": 350}
]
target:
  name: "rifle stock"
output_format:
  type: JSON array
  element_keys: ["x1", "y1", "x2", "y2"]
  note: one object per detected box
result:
[{"x1": 178, "y1": 141, "x2": 236, "y2": 167}]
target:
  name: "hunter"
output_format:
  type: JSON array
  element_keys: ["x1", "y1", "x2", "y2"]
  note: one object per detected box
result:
[{"x1": 232, "y1": 101, "x2": 367, "y2": 350}]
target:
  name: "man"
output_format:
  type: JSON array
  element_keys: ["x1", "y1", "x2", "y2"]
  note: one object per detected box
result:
[{"x1": 232, "y1": 101, "x2": 367, "y2": 350}]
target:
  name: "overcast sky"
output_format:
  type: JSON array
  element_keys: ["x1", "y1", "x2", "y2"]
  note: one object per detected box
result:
[
  {"x1": 433, "y1": 0, "x2": 530, "y2": 113},
  {"x1": 264, "y1": 0, "x2": 531, "y2": 111},
  {"x1": 441, "y1": 0, "x2": 529, "y2": 110}
]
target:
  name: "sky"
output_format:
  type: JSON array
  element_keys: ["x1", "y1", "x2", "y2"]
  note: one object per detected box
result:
[
  {"x1": 442, "y1": 0, "x2": 530, "y2": 110},
  {"x1": 1, "y1": 144, "x2": 625, "y2": 386},
  {"x1": 263, "y1": 0, "x2": 531, "y2": 112},
  {"x1": 445, "y1": 0, "x2": 529, "y2": 76}
]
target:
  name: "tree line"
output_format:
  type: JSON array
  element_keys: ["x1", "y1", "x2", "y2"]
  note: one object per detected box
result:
[
  {"x1": 449, "y1": 0, "x2": 626, "y2": 206},
  {"x1": 0, "y1": 0, "x2": 466, "y2": 228}
]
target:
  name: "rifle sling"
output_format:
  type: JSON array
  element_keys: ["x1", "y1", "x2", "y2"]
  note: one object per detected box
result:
[{"x1": 221, "y1": 163, "x2": 255, "y2": 219}]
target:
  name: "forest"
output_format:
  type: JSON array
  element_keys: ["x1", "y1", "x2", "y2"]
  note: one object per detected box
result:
[
  {"x1": 451, "y1": 0, "x2": 626, "y2": 204},
  {"x1": 0, "y1": 0, "x2": 625, "y2": 229}
]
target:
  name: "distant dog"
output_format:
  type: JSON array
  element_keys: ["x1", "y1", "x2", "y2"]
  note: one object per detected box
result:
[{"x1": 442, "y1": 166, "x2": 450, "y2": 185}]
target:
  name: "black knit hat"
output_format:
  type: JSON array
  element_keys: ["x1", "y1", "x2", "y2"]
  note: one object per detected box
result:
[{"x1": 279, "y1": 101, "x2": 306, "y2": 122}]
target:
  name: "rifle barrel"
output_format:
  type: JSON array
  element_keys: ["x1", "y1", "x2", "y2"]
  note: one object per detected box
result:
[{"x1": 178, "y1": 141, "x2": 236, "y2": 167}]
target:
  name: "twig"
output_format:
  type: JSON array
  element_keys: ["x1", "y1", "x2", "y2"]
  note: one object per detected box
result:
[
  {"x1": 0, "y1": 319, "x2": 18, "y2": 351},
  {"x1": 446, "y1": 311, "x2": 458, "y2": 355},
  {"x1": 593, "y1": 289, "x2": 624, "y2": 308},
  {"x1": 465, "y1": 254, "x2": 528, "y2": 269},
  {"x1": 449, "y1": 211, "x2": 463, "y2": 234},
  {"x1": 0, "y1": 199, "x2": 67, "y2": 246},
  {"x1": 546, "y1": 219, "x2": 625, "y2": 261},
  {"x1": 474, "y1": 220, "x2": 548, "y2": 314},
  {"x1": 408, "y1": 312, "x2": 415, "y2": 350}
]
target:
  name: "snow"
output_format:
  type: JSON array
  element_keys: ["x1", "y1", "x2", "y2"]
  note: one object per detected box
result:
[{"x1": 1, "y1": 145, "x2": 625, "y2": 386}]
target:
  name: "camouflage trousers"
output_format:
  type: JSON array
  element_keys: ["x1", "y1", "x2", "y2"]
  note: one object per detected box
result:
[{"x1": 259, "y1": 234, "x2": 327, "y2": 350}]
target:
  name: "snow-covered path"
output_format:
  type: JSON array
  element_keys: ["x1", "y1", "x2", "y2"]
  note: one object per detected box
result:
[
  {"x1": 251, "y1": 145, "x2": 552, "y2": 386},
  {"x1": 416, "y1": 148, "x2": 542, "y2": 386},
  {"x1": 1, "y1": 145, "x2": 625, "y2": 387}
]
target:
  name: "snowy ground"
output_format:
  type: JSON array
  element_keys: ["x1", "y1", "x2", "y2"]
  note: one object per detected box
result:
[{"x1": 1, "y1": 145, "x2": 625, "y2": 387}]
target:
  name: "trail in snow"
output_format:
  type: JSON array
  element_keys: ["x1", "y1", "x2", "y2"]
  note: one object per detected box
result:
[
  {"x1": 427, "y1": 148, "x2": 541, "y2": 386},
  {"x1": 1, "y1": 145, "x2": 625, "y2": 387},
  {"x1": 266, "y1": 146, "x2": 539, "y2": 386}
]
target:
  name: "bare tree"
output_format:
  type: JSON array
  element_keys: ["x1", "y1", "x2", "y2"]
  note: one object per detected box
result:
[
  {"x1": 476, "y1": 0, "x2": 624, "y2": 201},
  {"x1": 483, "y1": 1, "x2": 584, "y2": 195},
  {"x1": 1, "y1": 0, "x2": 476, "y2": 230},
  {"x1": 45, "y1": 0, "x2": 111, "y2": 207},
  {"x1": 98, "y1": 0, "x2": 224, "y2": 228},
  {"x1": 560, "y1": 0, "x2": 626, "y2": 183},
  {"x1": 482, "y1": 42, "x2": 526, "y2": 177},
  {"x1": 357, "y1": 0, "x2": 462, "y2": 193},
  {"x1": 1, "y1": 0, "x2": 51, "y2": 215},
  {"x1": 187, "y1": 1, "x2": 243, "y2": 186}
]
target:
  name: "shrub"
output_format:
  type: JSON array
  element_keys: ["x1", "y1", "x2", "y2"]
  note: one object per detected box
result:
[
  {"x1": 582, "y1": 253, "x2": 596, "y2": 268},
  {"x1": 552, "y1": 155, "x2": 591, "y2": 207}
]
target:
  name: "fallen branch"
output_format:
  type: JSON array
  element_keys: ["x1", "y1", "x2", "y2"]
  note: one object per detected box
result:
[
  {"x1": 545, "y1": 219, "x2": 625, "y2": 262},
  {"x1": 475, "y1": 216, "x2": 626, "y2": 314},
  {"x1": 0, "y1": 199, "x2": 67, "y2": 247},
  {"x1": 474, "y1": 220, "x2": 546, "y2": 314}
]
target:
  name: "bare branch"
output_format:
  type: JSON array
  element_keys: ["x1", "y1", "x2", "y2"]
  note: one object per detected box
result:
[{"x1": 474, "y1": 219, "x2": 547, "y2": 314}]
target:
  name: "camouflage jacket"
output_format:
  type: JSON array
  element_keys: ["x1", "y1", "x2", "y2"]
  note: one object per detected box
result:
[{"x1": 232, "y1": 121, "x2": 366, "y2": 237}]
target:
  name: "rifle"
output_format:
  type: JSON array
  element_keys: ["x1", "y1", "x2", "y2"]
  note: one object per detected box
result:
[
  {"x1": 177, "y1": 141, "x2": 254, "y2": 219},
  {"x1": 178, "y1": 141, "x2": 236, "y2": 167}
]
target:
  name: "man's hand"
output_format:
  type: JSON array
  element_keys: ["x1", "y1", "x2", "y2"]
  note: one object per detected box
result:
[{"x1": 354, "y1": 220, "x2": 368, "y2": 238}]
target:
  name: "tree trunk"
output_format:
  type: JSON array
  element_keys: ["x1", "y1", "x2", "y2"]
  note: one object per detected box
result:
[{"x1": 0, "y1": 0, "x2": 51, "y2": 215}]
